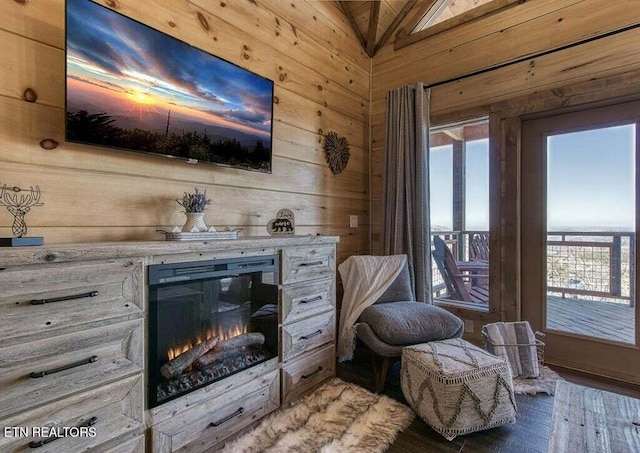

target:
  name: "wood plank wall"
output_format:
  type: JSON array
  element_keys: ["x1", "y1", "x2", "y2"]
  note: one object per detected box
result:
[
  {"x1": 0, "y1": 0, "x2": 370, "y2": 263},
  {"x1": 371, "y1": 0, "x2": 640, "y2": 331}
]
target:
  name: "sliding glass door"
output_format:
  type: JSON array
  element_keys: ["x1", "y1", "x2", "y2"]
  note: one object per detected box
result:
[{"x1": 521, "y1": 101, "x2": 640, "y2": 383}]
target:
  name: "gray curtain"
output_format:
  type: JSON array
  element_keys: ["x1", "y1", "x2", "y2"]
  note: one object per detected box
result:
[{"x1": 382, "y1": 83, "x2": 432, "y2": 303}]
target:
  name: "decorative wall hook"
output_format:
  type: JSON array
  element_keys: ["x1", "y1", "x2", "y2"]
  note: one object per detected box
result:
[
  {"x1": 39, "y1": 139, "x2": 58, "y2": 150},
  {"x1": 324, "y1": 131, "x2": 350, "y2": 175}
]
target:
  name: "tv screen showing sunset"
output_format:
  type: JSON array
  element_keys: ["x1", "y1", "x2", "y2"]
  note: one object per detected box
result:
[{"x1": 65, "y1": 0, "x2": 274, "y2": 173}]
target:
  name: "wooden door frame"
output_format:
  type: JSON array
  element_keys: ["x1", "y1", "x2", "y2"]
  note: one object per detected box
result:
[{"x1": 521, "y1": 100, "x2": 640, "y2": 384}]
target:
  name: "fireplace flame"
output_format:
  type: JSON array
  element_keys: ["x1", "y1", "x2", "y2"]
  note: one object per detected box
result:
[
  {"x1": 166, "y1": 323, "x2": 249, "y2": 361},
  {"x1": 167, "y1": 341, "x2": 194, "y2": 361},
  {"x1": 222, "y1": 324, "x2": 248, "y2": 341}
]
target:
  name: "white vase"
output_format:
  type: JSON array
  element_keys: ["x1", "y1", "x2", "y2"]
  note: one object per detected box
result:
[{"x1": 182, "y1": 212, "x2": 208, "y2": 232}]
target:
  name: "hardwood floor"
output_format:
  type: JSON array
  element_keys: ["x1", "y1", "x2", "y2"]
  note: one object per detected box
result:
[{"x1": 336, "y1": 347, "x2": 640, "y2": 453}]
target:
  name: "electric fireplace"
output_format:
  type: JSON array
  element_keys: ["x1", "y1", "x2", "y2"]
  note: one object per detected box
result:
[{"x1": 147, "y1": 255, "x2": 279, "y2": 408}]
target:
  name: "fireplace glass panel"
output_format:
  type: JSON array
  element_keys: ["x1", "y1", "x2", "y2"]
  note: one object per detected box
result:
[{"x1": 148, "y1": 255, "x2": 279, "y2": 408}]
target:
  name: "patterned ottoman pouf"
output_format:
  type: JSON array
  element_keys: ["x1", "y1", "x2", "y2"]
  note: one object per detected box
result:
[{"x1": 401, "y1": 338, "x2": 516, "y2": 440}]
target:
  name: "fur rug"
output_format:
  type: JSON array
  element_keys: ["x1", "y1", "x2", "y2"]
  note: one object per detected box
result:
[
  {"x1": 513, "y1": 366, "x2": 564, "y2": 395},
  {"x1": 221, "y1": 378, "x2": 415, "y2": 453}
]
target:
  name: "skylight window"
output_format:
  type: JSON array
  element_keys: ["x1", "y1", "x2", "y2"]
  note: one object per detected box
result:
[{"x1": 415, "y1": 0, "x2": 496, "y2": 33}]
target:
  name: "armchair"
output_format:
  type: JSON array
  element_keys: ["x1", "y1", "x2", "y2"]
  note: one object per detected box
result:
[{"x1": 339, "y1": 255, "x2": 464, "y2": 392}]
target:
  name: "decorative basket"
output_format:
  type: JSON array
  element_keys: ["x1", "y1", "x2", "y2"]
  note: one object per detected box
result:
[
  {"x1": 481, "y1": 327, "x2": 546, "y2": 378},
  {"x1": 157, "y1": 229, "x2": 241, "y2": 241}
]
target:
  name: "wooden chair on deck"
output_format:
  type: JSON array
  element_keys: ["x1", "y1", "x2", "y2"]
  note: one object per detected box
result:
[
  {"x1": 470, "y1": 233, "x2": 489, "y2": 262},
  {"x1": 433, "y1": 235, "x2": 489, "y2": 305}
]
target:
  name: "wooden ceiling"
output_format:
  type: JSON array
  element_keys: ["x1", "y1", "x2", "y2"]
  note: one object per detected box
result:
[{"x1": 338, "y1": 0, "x2": 497, "y2": 57}]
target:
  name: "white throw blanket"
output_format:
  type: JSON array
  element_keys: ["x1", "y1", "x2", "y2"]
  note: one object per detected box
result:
[{"x1": 337, "y1": 254, "x2": 407, "y2": 362}]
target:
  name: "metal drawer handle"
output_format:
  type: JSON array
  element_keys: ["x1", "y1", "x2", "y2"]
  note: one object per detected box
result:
[
  {"x1": 300, "y1": 296, "x2": 322, "y2": 304},
  {"x1": 210, "y1": 407, "x2": 244, "y2": 427},
  {"x1": 28, "y1": 416, "x2": 98, "y2": 448},
  {"x1": 30, "y1": 355, "x2": 98, "y2": 378},
  {"x1": 300, "y1": 330, "x2": 322, "y2": 340},
  {"x1": 31, "y1": 290, "x2": 99, "y2": 305},
  {"x1": 298, "y1": 261, "x2": 323, "y2": 267},
  {"x1": 302, "y1": 366, "x2": 323, "y2": 379}
]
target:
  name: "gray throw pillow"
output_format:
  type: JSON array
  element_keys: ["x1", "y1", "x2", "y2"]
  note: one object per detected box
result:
[
  {"x1": 358, "y1": 301, "x2": 463, "y2": 346},
  {"x1": 374, "y1": 262, "x2": 414, "y2": 304}
]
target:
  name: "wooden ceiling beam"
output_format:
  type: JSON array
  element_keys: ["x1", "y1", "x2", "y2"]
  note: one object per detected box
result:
[
  {"x1": 430, "y1": 132, "x2": 453, "y2": 147},
  {"x1": 339, "y1": 1, "x2": 367, "y2": 52},
  {"x1": 443, "y1": 128, "x2": 464, "y2": 142},
  {"x1": 431, "y1": 122, "x2": 489, "y2": 147},
  {"x1": 374, "y1": 0, "x2": 418, "y2": 55},
  {"x1": 366, "y1": 1, "x2": 381, "y2": 57},
  {"x1": 463, "y1": 123, "x2": 489, "y2": 141}
]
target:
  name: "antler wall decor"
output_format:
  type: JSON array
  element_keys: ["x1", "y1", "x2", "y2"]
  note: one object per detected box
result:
[
  {"x1": 0, "y1": 182, "x2": 44, "y2": 237},
  {"x1": 324, "y1": 131, "x2": 350, "y2": 175}
]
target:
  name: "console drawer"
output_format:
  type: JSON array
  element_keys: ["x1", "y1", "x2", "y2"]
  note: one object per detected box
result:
[
  {"x1": 150, "y1": 369, "x2": 279, "y2": 452},
  {"x1": 0, "y1": 319, "x2": 143, "y2": 419},
  {"x1": 282, "y1": 344, "x2": 335, "y2": 404},
  {"x1": 103, "y1": 435, "x2": 145, "y2": 453},
  {"x1": 0, "y1": 375, "x2": 143, "y2": 453},
  {"x1": 0, "y1": 260, "x2": 143, "y2": 345},
  {"x1": 281, "y1": 278, "x2": 335, "y2": 325},
  {"x1": 281, "y1": 245, "x2": 335, "y2": 285},
  {"x1": 281, "y1": 311, "x2": 335, "y2": 362}
]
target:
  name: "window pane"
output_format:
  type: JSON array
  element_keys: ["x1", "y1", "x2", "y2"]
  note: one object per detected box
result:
[
  {"x1": 430, "y1": 144, "x2": 453, "y2": 231},
  {"x1": 545, "y1": 124, "x2": 636, "y2": 344},
  {"x1": 465, "y1": 138, "x2": 489, "y2": 231},
  {"x1": 429, "y1": 118, "x2": 489, "y2": 310}
]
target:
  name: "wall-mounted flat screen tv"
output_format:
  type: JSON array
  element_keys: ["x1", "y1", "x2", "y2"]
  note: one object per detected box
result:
[{"x1": 65, "y1": 0, "x2": 274, "y2": 173}]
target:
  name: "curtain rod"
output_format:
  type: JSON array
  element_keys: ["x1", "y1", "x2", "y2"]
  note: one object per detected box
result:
[{"x1": 423, "y1": 22, "x2": 640, "y2": 90}]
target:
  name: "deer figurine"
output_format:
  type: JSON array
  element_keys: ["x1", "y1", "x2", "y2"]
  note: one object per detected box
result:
[{"x1": 0, "y1": 183, "x2": 44, "y2": 237}]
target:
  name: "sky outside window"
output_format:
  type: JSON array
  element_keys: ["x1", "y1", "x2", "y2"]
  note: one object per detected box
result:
[
  {"x1": 465, "y1": 139, "x2": 489, "y2": 230},
  {"x1": 429, "y1": 144, "x2": 453, "y2": 230},
  {"x1": 429, "y1": 139, "x2": 489, "y2": 231},
  {"x1": 430, "y1": 124, "x2": 635, "y2": 232},
  {"x1": 547, "y1": 124, "x2": 635, "y2": 231}
]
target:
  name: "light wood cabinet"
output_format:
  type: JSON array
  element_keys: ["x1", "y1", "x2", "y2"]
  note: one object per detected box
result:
[
  {"x1": 0, "y1": 319, "x2": 143, "y2": 419},
  {"x1": 103, "y1": 436, "x2": 146, "y2": 453},
  {"x1": 0, "y1": 258, "x2": 145, "y2": 452},
  {"x1": 281, "y1": 278, "x2": 335, "y2": 325},
  {"x1": 281, "y1": 310, "x2": 336, "y2": 363},
  {"x1": 104, "y1": 436, "x2": 145, "y2": 453},
  {"x1": 0, "y1": 375, "x2": 143, "y2": 453},
  {"x1": 281, "y1": 344, "x2": 335, "y2": 404},
  {"x1": 0, "y1": 259, "x2": 143, "y2": 345},
  {"x1": 0, "y1": 236, "x2": 338, "y2": 453},
  {"x1": 150, "y1": 369, "x2": 279, "y2": 453},
  {"x1": 281, "y1": 244, "x2": 336, "y2": 285},
  {"x1": 279, "y1": 244, "x2": 337, "y2": 406}
]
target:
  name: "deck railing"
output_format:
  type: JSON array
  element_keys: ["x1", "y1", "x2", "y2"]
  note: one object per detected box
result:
[
  {"x1": 430, "y1": 230, "x2": 635, "y2": 307},
  {"x1": 547, "y1": 231, "x2": 635, "y2": 307}
]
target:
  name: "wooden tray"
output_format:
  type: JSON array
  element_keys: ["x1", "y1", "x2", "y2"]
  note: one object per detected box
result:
[{"x1": 157, "y1": 229, "x2": 241, "y2": 241}]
